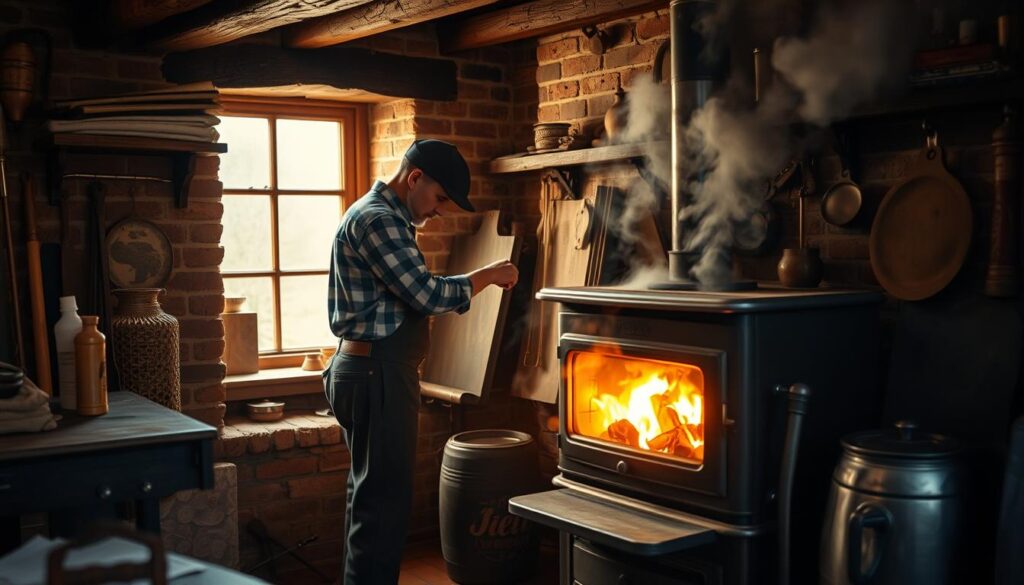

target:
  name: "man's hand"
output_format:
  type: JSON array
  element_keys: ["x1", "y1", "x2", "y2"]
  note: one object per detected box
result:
[{"x1": 468, "y1": 259, "x2": 519, "y2": 296}]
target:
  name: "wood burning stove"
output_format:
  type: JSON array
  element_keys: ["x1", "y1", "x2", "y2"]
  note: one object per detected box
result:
[{"x1": 510, "y1": 286, "x2": 883, "y2": 585}]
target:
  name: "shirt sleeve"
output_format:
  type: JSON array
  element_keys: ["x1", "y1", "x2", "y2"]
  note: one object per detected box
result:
[{"x1": 356, "y1": 213, "x2": 472, "y2": 316}]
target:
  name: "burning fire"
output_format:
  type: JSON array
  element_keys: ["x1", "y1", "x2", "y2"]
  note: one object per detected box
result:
[{"x1": 569, "y1": 351, "x2": 705, "y2": 462}]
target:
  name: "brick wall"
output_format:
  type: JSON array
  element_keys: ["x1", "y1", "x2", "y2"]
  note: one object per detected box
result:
[{"x1": 0, "y1": 0, "x2": 226, "y2": 428}]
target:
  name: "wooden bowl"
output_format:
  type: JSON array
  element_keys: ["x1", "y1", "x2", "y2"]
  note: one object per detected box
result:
[
  {"x1": 224, "y1": 296, "x2": 247, "y2": 313},
  {"x1": 247, "y1": 400, "x2": 284, "y2": 422}
]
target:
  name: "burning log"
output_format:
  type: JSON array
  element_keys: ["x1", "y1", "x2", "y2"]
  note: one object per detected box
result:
[{"x1": 605, "y1": 419, "x2": 640, "y2": 448}]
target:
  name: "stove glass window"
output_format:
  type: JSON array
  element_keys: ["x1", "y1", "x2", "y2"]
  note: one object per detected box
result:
[{"x1": 567, "y1": 350, "x2": 704, "y2": 463}]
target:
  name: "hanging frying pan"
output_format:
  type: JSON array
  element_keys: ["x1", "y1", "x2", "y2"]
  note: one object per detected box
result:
[{"x1": 869, "y1": 131, "x2": 972, "y2": 301}]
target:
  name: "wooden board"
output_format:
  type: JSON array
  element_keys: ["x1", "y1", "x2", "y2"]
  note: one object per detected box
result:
[
  {"x1": 513, "y1": 197, "x2": 591, "y2": 403},
  {"x1": 222, "y1": 312, "x2": 258, "y2": 375},
  {"x1": 421, "y1": 211, "x2": 520, "y2": 404}
]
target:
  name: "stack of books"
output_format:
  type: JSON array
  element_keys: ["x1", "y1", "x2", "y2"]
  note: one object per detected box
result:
[
  {"x1": 48, "y1": 82, "x2": 220, "y2": 142},
  {"x1": 910, "y1": 43, "x2": 1011, "y2": 87}
]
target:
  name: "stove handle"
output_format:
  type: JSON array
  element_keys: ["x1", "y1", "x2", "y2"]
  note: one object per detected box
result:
[{"x1": 776, "y1": 382, "x2": 811, "y2": 585}]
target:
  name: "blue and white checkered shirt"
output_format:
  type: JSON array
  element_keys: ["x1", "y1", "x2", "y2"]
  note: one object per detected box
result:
[{"x1": 328, "y1": 181, "x2": 473, "y2": 340}]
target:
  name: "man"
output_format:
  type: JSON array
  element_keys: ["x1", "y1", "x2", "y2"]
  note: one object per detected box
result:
[{"x1": 324, "y1": 139, "x2": 518, "y2": 584}]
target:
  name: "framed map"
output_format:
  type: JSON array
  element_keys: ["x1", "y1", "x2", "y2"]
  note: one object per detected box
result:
[{"x1": 105, "y1": 218, "x2": 173, "y2": 289}]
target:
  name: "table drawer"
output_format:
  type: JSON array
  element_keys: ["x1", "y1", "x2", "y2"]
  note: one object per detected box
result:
[
  {"x1": 572, "y1": 538, "x2": 710, "y2": 585},
  {"x1": 0, "y1": 441, "x2": 207, "y2": 514}
]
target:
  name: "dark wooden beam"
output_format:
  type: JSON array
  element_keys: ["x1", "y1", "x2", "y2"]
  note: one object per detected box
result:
[
  {"x1": 438, "y1": 0, "x2": 664, "y2": 53},
  {"x1": 147, "y1": 0, "x2": 375, "y2": 51},
  {"x1": 162, "y1": 44, "x2": 457, "y2": 100},
  {"x1": 108, "y1": 0, "x2": 214, "y2": 30},
  {"x1": 284, "y1": 0, "x2": 500, "y2": 49}
]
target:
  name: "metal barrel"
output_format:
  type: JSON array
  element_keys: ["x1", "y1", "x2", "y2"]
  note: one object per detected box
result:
[{"x1": 440, "y1": 429, "x2": 540, "y2": 584}]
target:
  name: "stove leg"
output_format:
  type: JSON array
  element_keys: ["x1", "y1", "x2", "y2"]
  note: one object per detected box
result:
[{"x1": 560, "y1": 532, "x2": 572, "y2": 585}]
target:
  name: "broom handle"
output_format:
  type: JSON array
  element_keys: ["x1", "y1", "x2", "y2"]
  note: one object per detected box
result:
[
  {"x1": 0, "y1": 107, "x2": 24, "y2": 367},
  {"x1": 24, "y1": 174, "x2": 51, "y2": 394}
]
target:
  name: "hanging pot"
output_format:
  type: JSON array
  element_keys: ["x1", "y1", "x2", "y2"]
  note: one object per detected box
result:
[
  {"x1": 820, "y1": 421, "x2": 965, "y2": 585},
  {"x1": 821, "y1": 136, "x2": 864, "y2": 228}
]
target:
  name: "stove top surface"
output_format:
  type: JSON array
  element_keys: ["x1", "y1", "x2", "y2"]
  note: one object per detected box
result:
[{"x1": 536, "y1": 285, "x2": 883, "y2": 313}]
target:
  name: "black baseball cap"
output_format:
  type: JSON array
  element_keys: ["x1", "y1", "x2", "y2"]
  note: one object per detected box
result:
[{"x1": 403, "y1": 139, "x2": 474, "y2": 212}]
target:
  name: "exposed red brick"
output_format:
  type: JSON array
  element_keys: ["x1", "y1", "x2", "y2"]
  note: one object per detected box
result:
[
  {"x1": 192, "y1": 338, "x2": 225, "y2": 362},
  {"x1": 179, "y1": 317, "x2": 225, "y2": 340},
  {"x1": 636, "y1": 14, "x2": 670, "y2": 41},
  {"x1": 490, "y1": 87, "x2": 511, "y2": 102},
  {"x1": 273, "y1": 428, "x2": 296, "y2": 450},
  {"x1": 181, "y1": 363, "x2": 226, "y2": 384},
  {"x1": 536, "y1": 63, "x2": 561, "y2": 84},
  {"x1": 186, "y1": 179, "x2": 222, "y2": 200},
  {"x1": 288, "y1": 472, "x2": 347, "y2": 499},
  {"x1": 248, "y1": 432, "x2": 272, "y2": 454},
  {"x1": 195, "y1": 156, "x2": 220, "y2": 177},
  {"x1": 256, "y1": 456, "x2": 320, "y2": 480},
  {"x1": 168, "y1": 271, "x2": 224, "y2": 294},
  {"x1": 469, "y1": 103, "x2": 510, "y2": 120},
  {"x1": 413, "y1": 117, "x2": 452, "y2": 135},
  {"x1": 538, "y1": 38, "x2": 579, "y2": 62},
  {"x1": 296, "y1": 427, "x2": 320, "y2": 448},
  {"x1": 239, "y1": 482, "x2": 288, "y2": 504},
  {"x1": 189, "y1": 223, "x2": 223, "y2": 244},
  {"x1": 116, "y1": 58, "x2": 163, "y2": 81},
  {"x1": 453, "y1": 121, "x2": 497, "y2": 138},
  {"x1": 318, "y1": 448, "x2": 351, "y2": 472},
  {"x1": 457, "y1": 81, "x2": 488, "y2": 100},
  {"x1": 219, "y1": 435, "x2": 247, "y2": 458},
  {"x1": 560, "y1": 99, "x2": 587, "y2": 120},
  {"x1": 537, "y1": 104, "x2": 560, "y2": 122},
  {"x1": 183, "y1": 247, "x2": 224, "y2": 269},
  {"x1": 193, "y1": 383, "x2": 226, "y2": 403},
  {"x1": 582, "y1": 72, "x2": 621, "y2": 95},
  {"x1": 173, "y1": 201, "x2": 222, "y2": 221},
  {"x1": 188, "y1": 294, "x2": 225, "y2": 317},
  {"x1": 547, "y1": 80, "x2": 579, "y2": 101},
  {"x1": 186, "y1": 404, "x2": 225, "y2": 429},
  {"x1": 318, "y1": 424, "x2": 342, "y2": 445}
]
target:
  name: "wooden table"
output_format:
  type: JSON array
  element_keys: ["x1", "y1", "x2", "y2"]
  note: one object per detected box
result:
[{"x1": 0, "y1": 392, "x2": 217, "y2": 550}]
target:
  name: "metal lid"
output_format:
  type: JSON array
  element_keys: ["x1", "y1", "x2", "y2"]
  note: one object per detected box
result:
[
  {"x1": 842, "y1": 421, "x2": 961, "y2": 459},
  {"x1": 449, "y1": 429, "x2": 533, "y2": 449}
]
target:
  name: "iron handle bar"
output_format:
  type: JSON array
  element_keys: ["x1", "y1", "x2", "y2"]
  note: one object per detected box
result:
[{"x1": 776, "y1": 382, "x2": 811, "y2": 585}]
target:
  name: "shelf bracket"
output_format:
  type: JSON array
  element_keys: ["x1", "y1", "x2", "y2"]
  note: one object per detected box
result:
[{"x1": 544, "y1": 167, "x2": 581, "y2": 199}]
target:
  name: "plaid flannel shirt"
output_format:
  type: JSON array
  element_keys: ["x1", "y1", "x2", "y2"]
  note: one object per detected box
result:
[{"x1": 327, "y1": 181, "x2": 473, "y2": 341}]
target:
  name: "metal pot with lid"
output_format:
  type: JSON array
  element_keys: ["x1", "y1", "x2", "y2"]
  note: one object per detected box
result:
[{"x1": 820, "y1": 421, "x2": 965, "y2": 585}]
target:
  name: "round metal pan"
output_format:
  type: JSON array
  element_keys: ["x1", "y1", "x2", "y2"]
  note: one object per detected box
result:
[{"x1": 869, "y1": 135, "x2": 972, "y2": 301}]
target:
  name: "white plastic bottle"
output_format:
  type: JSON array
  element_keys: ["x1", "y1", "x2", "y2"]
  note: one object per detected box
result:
[{"x1": 54, "y1": 295, "x2": 82, "y2": 410}]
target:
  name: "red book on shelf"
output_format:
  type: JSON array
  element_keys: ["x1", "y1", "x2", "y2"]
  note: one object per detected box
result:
[{"x1": 914, "y1": 43, "x2": 996, "y2": 70}]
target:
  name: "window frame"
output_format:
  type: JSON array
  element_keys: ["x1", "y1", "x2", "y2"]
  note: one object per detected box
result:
[{"x1": 219, "y1": 96, "x2": 369, "y2": 367}]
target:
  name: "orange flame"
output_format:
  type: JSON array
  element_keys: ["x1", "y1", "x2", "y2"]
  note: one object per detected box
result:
[{"x1": 569, "y1": 350, "x2": 705, "y2": 462}]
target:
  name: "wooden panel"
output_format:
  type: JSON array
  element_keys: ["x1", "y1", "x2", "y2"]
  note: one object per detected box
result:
[
  {"x1": 439, "y1": 0, "x2": 664, "y2": 53},
  {"x1": 108, "y1": 0, "x2": 214, "y2": 30},
  {"x1": 223, "y1": 312, "x2": 258, "y2": 375},
  {"x1": 513, "y1": 195, "x2": 590, "y2": 403},
  {"x1": 162, "y1": 44, "x2": 458, "y2": 101},
  {"x1": 285, "y1": 0, "x2": 500, "y2": 48},
  {"x1": 146, "y1": 0, "x2": 376, "y2": 51},
  {"x1": 422, "y1": 211, "x2": 520, "y2": 403}
]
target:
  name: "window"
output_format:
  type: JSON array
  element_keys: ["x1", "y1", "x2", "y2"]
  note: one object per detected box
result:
[{"x1": 217, "y1": 97, "x2": 368, "y2": 358}]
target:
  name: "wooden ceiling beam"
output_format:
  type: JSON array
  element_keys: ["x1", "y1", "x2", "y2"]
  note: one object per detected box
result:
[
  {"x1": 438, "y1": 0, "x2": 664, "y2": 53},
  {"x1": 147, "y1": 0, "x2": 376, "y2": 51},
  {"x1": 162, "y1": 44, "x2": 458, "y2": 100},
  {"x1": 108, "y1": 0, "x2": 214, "y2": 30},
  {"x1": 284, "y1": 0, "x2": 501, "y2": 49}
]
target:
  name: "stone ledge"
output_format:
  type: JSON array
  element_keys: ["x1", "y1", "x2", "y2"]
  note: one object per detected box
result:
[{"x1": 215, "y1": 411, "x2": 342, "y2": 458}]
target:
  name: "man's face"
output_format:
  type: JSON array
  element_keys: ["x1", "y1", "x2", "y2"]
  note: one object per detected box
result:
[{"x1": 406, "y1": 169, "x2": 456, "y2": 227}]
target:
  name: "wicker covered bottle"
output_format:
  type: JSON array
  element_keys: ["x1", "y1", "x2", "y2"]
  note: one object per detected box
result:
[{"x1": 111, "y1": 288, "x2": 182, "y2": 410}]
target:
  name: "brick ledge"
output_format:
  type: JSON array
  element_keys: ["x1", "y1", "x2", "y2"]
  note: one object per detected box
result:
[{"x1": 215, "y1": 410, "x2": 343, "y2": 458}]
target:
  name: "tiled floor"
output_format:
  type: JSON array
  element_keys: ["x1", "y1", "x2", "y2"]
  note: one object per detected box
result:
[{"x1": 399, "y1": 539, "x2": 559, "y2": 585}]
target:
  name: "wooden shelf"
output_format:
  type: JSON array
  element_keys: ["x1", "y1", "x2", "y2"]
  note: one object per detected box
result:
[
  {"x1": 489, "y1": 141, "x2": 664, "y2": 174},
  {"x1": 47, "y1": 133, "x2": 227, "y2": 207},
  {"x1": 850, "y1": 74, "x2": 1024, "y2": 120}
]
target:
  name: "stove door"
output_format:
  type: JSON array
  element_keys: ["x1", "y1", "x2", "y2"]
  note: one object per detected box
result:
[{"x1": 559, "y1": 334, "x2": 727, "y2": 502}]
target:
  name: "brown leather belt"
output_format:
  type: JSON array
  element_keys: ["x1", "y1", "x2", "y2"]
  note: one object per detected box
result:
[{"x1": 339, "y1": 339, "x2": 372, "y2": 357}]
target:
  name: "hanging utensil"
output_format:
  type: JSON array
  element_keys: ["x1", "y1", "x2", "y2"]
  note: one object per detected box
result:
[
  {"x1": 0, "y1": 103, "x2": 23, "y2": 366},
  {"x1": 869, "y1": 125, "x2": 972, "y2": 301},
  {"x1": 23, "y1": 174, "x2": 50, "y2": 394},
  {"x1": 821, "y1": 131, "x2": 865, "y2": 228}
]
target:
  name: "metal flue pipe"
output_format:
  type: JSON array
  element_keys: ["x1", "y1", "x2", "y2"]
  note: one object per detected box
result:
[{"x1": 667, "y1": 0, "x2": 728, "y2": 283}]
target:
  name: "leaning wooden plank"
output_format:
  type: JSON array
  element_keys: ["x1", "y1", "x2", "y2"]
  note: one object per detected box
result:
[
  {"x1": 162, "y1": 44, "x2": 457, "y2": 101},
  {"x1": 439, "y1": 0, "x2": 663, "y2": 53},
  {"x1": 285, "y1": 0, "x2": 500, "y2": 48},
  {"x1": 146, "y1": 0, "x2": 376, "y2": 51}
]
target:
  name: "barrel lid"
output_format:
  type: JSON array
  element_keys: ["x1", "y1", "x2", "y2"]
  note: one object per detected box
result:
[
  {"x1": 843, "y1": 421, "x2": 960, "y2": 459},
  {"x1": 448, "y1": 429, "x2": 533, "y2": 449}
]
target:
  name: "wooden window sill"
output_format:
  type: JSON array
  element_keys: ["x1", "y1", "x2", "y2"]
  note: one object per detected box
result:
[{"x1": 224, "y1": 367, "x2": 323, "y2": 402}]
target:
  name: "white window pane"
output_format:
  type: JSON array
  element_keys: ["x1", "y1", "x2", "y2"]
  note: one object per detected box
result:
[
  {"x1": 218, "y1": 116, "x2": 271, "y2": 189},
  {"x1": 223, "y1": 276, "x2": 276, "y2": 352},
  {"x1": 276, "y1": 119, "x2": 342, "y2": 190},
  {"x1": 278, "y1": 195, "x2": 342, "y2": 271},
  {"x1": 280, "y1": 275, "x2": 334, "y2": 350},
  {"x1": 221, "y1": 195, "x2": 273, "y2": 271}
]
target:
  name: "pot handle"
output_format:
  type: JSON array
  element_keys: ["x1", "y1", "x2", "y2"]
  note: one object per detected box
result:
[{"x1": 847, "y1": 504, "x2": 890, "y2": 584}]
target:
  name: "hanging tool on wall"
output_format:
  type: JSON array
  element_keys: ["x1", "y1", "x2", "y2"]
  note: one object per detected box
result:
[
  {"x1": 23, "y1": 174, "x2": 50, "y2": 394},
  {"x1": 0, "y1": 28, "x2": 51, "y2": 122},
  {"x1": 0, "y1": 103, "x2": 24, "y2": 367}
]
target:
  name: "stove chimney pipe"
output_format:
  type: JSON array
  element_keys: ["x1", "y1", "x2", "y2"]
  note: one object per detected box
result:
[{"x1": 666, "y1": 0, "x2": 728, "y2": 283}]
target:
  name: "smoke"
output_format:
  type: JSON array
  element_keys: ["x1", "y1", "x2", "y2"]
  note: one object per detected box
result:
[{"x1": 609, "y1": 0, "x2": 914, "y2": 288}]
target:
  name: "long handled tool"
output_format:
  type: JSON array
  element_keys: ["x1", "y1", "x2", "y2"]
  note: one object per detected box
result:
[
  {"x1": 23, "y1": 174, "x2": 50, "y2": 394},
  {"x1": 0, "y1": 104, "x2": 24, "y2": 367}
]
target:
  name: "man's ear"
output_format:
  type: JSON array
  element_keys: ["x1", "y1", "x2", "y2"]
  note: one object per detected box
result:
[{"x1": 406, "y1": 168, "x2": 423, "y2": 191}]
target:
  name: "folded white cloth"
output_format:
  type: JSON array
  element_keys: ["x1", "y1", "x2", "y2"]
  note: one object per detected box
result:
[{"x1": 0, "y1": 379, "x2": 57, "y2": 434}]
